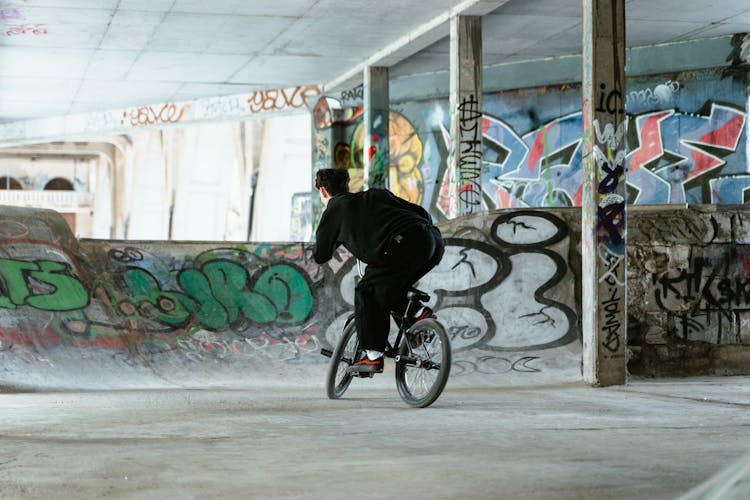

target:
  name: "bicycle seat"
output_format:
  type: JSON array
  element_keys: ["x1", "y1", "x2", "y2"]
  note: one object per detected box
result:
[{"x1": 406, "y1": 287, "x2": 430, "y2": 303}]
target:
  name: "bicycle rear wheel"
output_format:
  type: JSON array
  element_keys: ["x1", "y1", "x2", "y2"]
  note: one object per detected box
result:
[
  {"x1": 326, "y1": 320, "x2": 360, "y2": 399},
  {"x1": 395, "y1": 317, "x2": 451, "y2": 408}
]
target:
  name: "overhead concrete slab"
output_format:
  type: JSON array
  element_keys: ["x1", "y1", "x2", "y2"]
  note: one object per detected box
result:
[{"x1": 1, "y1": 0, "x2": 749, "y2": 121}]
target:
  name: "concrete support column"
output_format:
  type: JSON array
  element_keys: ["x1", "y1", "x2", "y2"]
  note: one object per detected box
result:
[
  {"x1": 363, "y1": 66, "x2": 389, "y2": 189},
  {"x1": 449, "y1": 15, "x2": 483, "y2": 218},
  {"x1": 581, "y1": 0, "x2": 628, "y2": 386}
]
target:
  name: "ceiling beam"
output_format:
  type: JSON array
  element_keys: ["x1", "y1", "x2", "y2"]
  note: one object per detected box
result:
[
  {"x1": 323, "y1": 0, "x2": 510, "y2": 92},
  {"x1": 0, "y1": 153, "x2": 100, "y2": 161}
]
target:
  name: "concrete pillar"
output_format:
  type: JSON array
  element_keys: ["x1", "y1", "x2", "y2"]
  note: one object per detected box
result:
[
  {"x1": 449, "y1": 15, "x2": 483, "y2": 217},
  {"x1": 363, "y1": 66, "x2": 389, "y2": 189},
  {"x1": 581, "y1": 0, "x2": 628, "y2": 386}
]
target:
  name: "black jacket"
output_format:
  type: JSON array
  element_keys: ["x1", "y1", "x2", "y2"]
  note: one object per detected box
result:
[{"x1": 313, "y1": 189, "x2": 433, "y2": 266}]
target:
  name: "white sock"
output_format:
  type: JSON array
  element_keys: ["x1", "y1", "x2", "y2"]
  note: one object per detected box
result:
[{"x1": 366, "y1": 350, "x2": 383, "y2": 360}]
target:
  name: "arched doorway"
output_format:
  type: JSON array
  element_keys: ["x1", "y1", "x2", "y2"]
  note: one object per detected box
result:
[
  {"x1": 43, "y1": 177, "x2": 76, "y2": 232},
  {"x1": 0, "y1": 176, "x2": 23, "y2": 189},
  {"x1": 43, "y1": 177, "x2": 74, "y2": 191}
]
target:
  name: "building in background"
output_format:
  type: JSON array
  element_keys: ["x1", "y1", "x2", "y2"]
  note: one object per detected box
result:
[
  {"x1": 0, "y1": 150, "x2": 96, "y2": 236},
  {"x1": 0, "y1": 113, "x2": 312, "y2": 242}
]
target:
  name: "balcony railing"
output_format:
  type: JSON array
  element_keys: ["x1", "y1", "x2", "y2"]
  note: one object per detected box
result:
[{"x1": 0, "y1": 190, "x2": 94, "y2": 211}]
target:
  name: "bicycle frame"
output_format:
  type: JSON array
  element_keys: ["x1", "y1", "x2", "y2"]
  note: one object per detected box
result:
[
  {"x1": 322, "y1": 260, "x2": 451, "y2": 407},
  {"x1": 320, "y1": 295, "x2": 437, "y2": 370},
  {"x1": 320, "y1": 259, "x2": 439, "y2": 371}
]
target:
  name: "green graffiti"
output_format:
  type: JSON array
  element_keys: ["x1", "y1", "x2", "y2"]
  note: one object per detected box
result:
[
  {"x1": 0, "y1": 258, "x2": 88, "y2": 311},
  {"x1": 0, "y1": 259, "x2": 35, "y2": 307},
  {"x1": 97, "y1": 268, "x2": 193, "y2": 326},
  {"x1": 179, "y1": 268, "x2": 231, "y2": 329},
  {"x1": 253, "y1": 264, "x2": 314, "y2": 323},
  {"x1": 178, "y1": 261, "x2": 311, "y2": 329},
  {"x1": 204, "y1": 261, "x2": 278, "y2": 323},
  {"x1": 24, "y1": 248, "x2": 317, "y2": 343},
  {"x1": 51, "y1": 309, "x2": 200, "y2": 345}
]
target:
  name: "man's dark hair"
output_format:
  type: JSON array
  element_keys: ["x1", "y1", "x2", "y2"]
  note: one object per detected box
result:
[{"x1": 315, "y1": 168, "x2": 350, "y2": 195}]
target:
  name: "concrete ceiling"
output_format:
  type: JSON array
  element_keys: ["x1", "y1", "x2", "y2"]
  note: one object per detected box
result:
[{"x1": 0, "y1": 0, "x2": 749, "y2": 124}]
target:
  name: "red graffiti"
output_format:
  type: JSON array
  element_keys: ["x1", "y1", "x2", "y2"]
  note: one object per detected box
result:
[
  {"x1": 690, "y1": 112, "x2": 746, "y2": 176},
  {"x1": 5, "y1": 23, "x2": 46, "y2": 36},
  {"x1": 121, "y1": 103, "x2": 189, "y2": 127},
  {"x1": 247, "y1": 85, "x2": 321, "y2": 114},
  {"x1": 628, "y1": 111, "x2": 671, "y2": 173}
]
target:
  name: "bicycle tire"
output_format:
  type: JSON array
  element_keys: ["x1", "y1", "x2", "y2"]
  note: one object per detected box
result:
[
  {"x1": 326, "y1": 320, "x2": 359, "y2": 399},
  {"x1": 395, "y1": 317, "x2": 451, "y2": 408}
]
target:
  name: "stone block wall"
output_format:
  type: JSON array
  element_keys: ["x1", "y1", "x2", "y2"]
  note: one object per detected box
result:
[{"x1": 627, "y1": 205, "x2": 750, "y2": 376}]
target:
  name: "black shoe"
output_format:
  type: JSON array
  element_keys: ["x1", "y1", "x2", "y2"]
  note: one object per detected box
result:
[
  {"x1": 412, "y1": 306, "x2": 433, "y2": 324},
  {"x1": 347, "y1": 357, "x2": 384, "y2": 374},
  {"x1": 404, "y1": 306, "x2": 434, "y2": 330}
]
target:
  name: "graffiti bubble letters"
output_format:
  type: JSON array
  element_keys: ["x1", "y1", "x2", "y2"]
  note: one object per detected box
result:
[
  {"x1": 0, "y1": 258, "x2": 88, "y2": 311},
  {"x1": 485, "y1": 212, "x2": 578, "y2": 351},
  {"x1": 429, "y1": 240, "x2": 502, "y2": 292},
  {"x1": 493, "y1": 212, "x2": 566, "y2": 247},
  {"x1": 108, "y1": 247, "x2": 144, "y2": 264},
  {"x1": 247, "y1": 85, "x2": 321, "y2": 114},
  {"x1": 122, "y1": 103, "x2": 189, "y2": 127},
  {"x1": 0, "y1": 220, "x2": 29, "y2": 239},
  {"x1": 177, "y1": 261, "x2": 313, "y2": 330},
  {"x1": 452, "y1": 355, "x2": 541, "y2": 375}
]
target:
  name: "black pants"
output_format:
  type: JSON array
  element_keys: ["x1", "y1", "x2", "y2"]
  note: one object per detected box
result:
[{"x1": 354, "y1": 224, "x2": 444, "y2": 351}]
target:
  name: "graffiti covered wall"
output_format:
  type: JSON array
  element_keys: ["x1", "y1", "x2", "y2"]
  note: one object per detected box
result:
[
  {"x1": 628, "y1": 205, "x2": 750, "y2": 376},
  {"x1": 0, "y1": 205, "x2": 581, "y2": 389},
  {"x1": 313, "y1": 67, "x2": 749, "y2": 223},
  {"x1": 3, "y1": 203, "x2": 750, "y2": 388}
]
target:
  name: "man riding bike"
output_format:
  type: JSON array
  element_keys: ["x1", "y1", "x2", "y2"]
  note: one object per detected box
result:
[{"x1": 312, "y1": 168, "x2": 445, "y2": 374}]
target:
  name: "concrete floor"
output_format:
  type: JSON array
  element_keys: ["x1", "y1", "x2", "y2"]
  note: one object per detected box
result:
[{"x1": 0, "y1": 376, "x2": 749, "y2": 499}]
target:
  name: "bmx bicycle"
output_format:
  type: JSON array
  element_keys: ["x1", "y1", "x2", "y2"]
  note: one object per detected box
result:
[{"x1": 320, "y1": 286, "x2": 451, "y2": 408}]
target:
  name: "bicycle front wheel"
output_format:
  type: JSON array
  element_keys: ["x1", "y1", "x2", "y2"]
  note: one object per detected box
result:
[
  {"x1": 326, "y1": 319, "x2": 359, "y2": 399},
  {"x1": 395, "y1": 317, "x2": 451, "y2": 408}
]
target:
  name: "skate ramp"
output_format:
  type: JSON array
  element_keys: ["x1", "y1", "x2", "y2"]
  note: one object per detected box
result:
[
  {"x1": 679, "y1": 451, "x2": 750, "y2": 500},
  {"x1": 0, "y1": 205, "x2": 582, "y2": 390}
]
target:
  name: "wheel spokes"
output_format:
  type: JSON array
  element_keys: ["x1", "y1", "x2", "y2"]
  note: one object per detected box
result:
[{"x1": 402, "y1": 327, "x2": 445, "y2": 398}]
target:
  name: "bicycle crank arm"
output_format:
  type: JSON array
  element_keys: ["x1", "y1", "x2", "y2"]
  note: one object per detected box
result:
[
  {"x1": 395, "y1": 355, "x2": 440, "y2": 370},
  {"x1": 320, "y1": 349, "x2": 355, "y2": 365}
]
